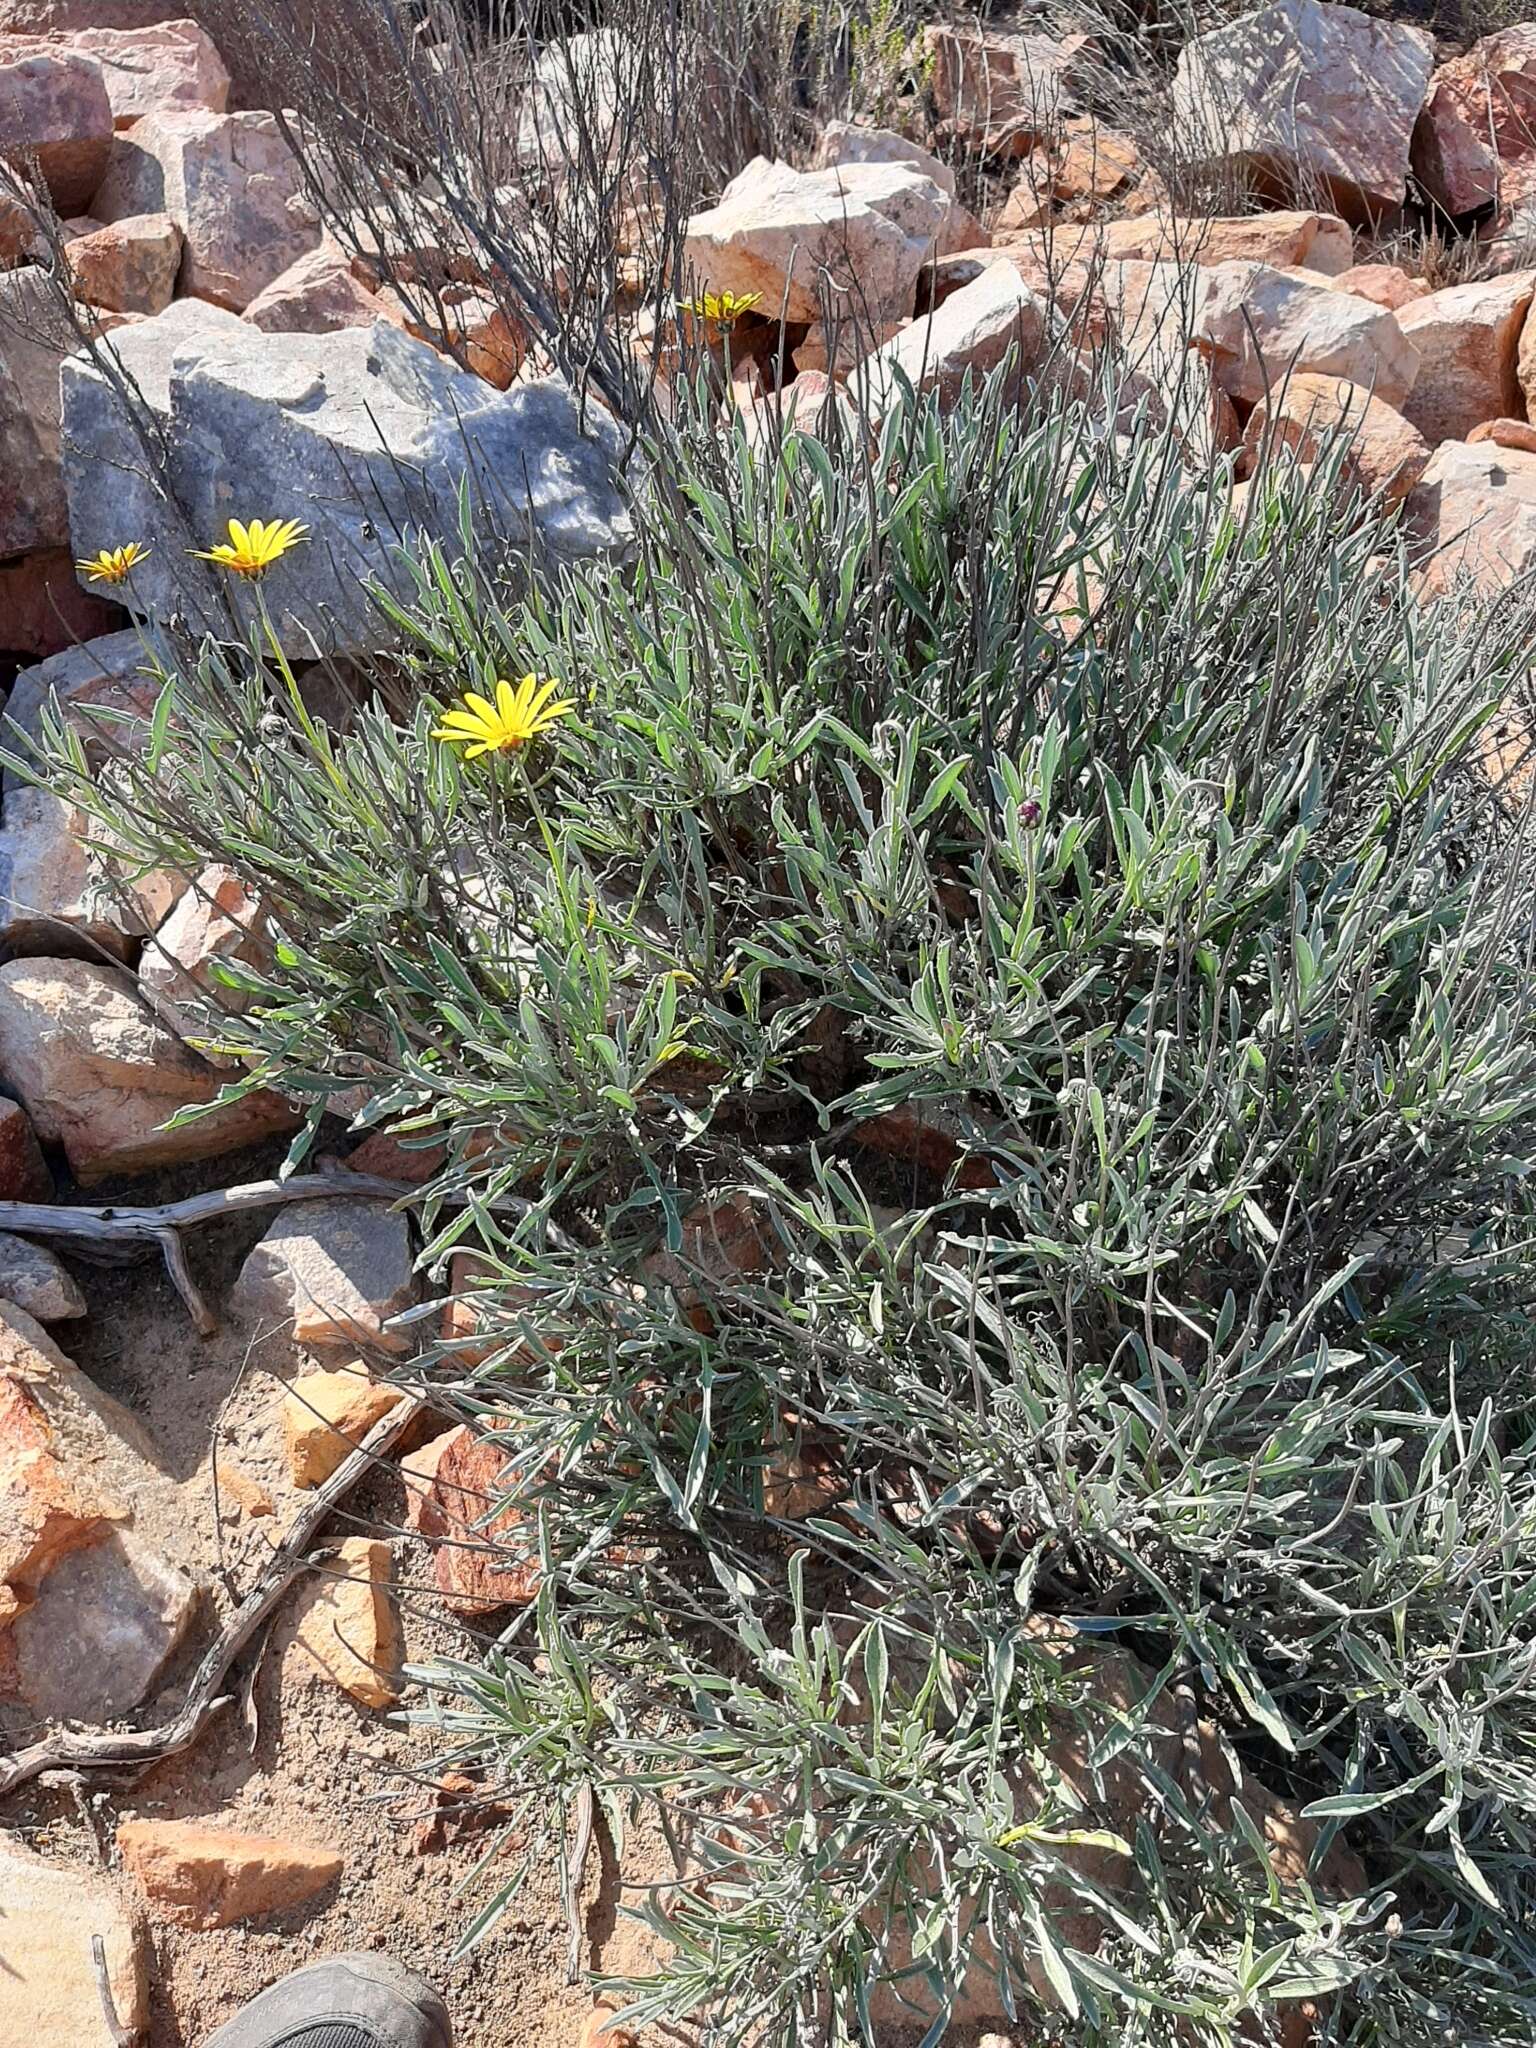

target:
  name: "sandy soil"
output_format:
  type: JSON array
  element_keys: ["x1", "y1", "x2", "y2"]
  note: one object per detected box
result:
[
  {"x1": 0, "y1": 1137, "x2": 617, "y2": 2048},
  {"x1": 1, "y1": 1137, "x2": 1022, "y2": 2048}
]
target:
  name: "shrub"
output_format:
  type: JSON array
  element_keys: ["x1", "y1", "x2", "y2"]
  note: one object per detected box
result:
[{"x1": 32, "y1": 375, "x2": 1536, "y2": 2044}]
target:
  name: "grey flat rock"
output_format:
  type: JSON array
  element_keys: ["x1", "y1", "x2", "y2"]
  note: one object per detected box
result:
[
  {"x1": 63, "y1": 308, "x2": 632, "y2": 653},
  {"x1": 0, "y1": 1230, "x2": 86, "y2": 1319}
]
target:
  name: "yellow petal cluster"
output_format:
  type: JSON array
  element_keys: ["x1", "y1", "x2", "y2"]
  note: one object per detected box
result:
[
  {"x1": 680, "y1": 289, "x2": 764, "y2": 325},
  {"x1": 77, "y1": 541, "x2": 152, "y2": 584},
  {"x1": 434, "y1": 674, "x2": 574, "y2": 758},
  {"x1": 192, "y1": 516, "x2": 309, "y2": 578}
]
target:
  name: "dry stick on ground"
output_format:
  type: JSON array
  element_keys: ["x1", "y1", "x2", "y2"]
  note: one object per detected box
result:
[
  {"x1": 91, "y1": 1934, "x2": 136, "y2": 2048},
  {"x1": 0, "y1": 1172, "x2": 412, "y2": 1335},
  {"x1": 0, "y1": 1395, "x2": 424, "y2": 1802}
]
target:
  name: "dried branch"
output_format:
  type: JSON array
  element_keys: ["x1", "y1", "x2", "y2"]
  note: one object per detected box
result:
[
  {"x1": 90, "y1": 1935, "x2": 135, "y2": 2048},
  {"x1": 0, "y1": 1396, "x2": 423, "y2": 1802},
  {"x1": 0, "y1": 1171, "x2": 411, "y2": 1334}
]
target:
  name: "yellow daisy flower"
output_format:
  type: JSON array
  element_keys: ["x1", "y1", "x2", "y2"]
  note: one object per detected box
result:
[
  {"x1": 192, "y1": 516, "x2": 310, "y2": 579},
  {"x1": 77, "y1": 541, "x2": 152, "y2": 584},
  {"x1": 680, "y1": 289, "x2": 763, "y2": 325},
  {"x1": 434, "y1": 674, "x2": 575, "y2": 758}
]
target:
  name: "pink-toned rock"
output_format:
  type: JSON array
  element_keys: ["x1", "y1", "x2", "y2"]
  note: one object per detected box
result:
[
  {"x1": 1514, "y1": 303, "x2": 1536, "y2": 418},
  {"x1": 1195, "y1": 260, "x2": 1419, "y2": 407},
  {"x1": 922, "y1": 23, "x2": 1094, "y2": 156},
  {"x1": 991, "y1": 178, "x2": 1052, "y2": 237},
  {"x1": 853, "y1": 261, "x2": 1046, "y2": 414},
  {"x1": 242, "y1": 241, "x2": 387, "y2": 333},
  {"x1": 1470, "y1": 414, "x2": 1536, "y2": 453},
  {"x1": 67, "y1": 18, "x2": 229, "y2": 125},
  {"x1": 3, "y1": 626, "x2": 164, "y2": 789},
  {"x1": 5, "y1": 545, "x2": 124, "y2": 669},
  {"x1": 0, "y1": 0, "x2": 397, "y2": 114},
  {"x1": 214, "y1": 1454, "x2": 273, "y2": 1520},
  {"x1": 0, "y1": 548, "x2": 123, "y2": 655},
  {"x1": 0, "y1": 39, "x2": 111, "y2": 209},
  {"x1": 0, "y1": 178, "x2": 43, "y2": 263},
  {"x1": 1099, "y1": 259, "x2": 1239, "y2": 466},
  {"x1": 1117, "y1": 209, "x2": 1351, "y2": 273},
  {"x1": 1040, "y1": 117, "x2": 1146, "y2": 207},
  {"x1": 0, "y1": 957, "x2": 299, "y2": 1182},
  {"x1": 64, "y1": 209, "x2": 180, "y2": 312},
  {"x1": 0, "y1": 1300, "x2": 195, "y2": 1720},
  {"x1": 810, "y1": 121, "x2": 986, "y2": 254},
  {"x1": 684, "y1": 155, "x2": 952, "y2": 326},
  {"x1": 813, "y1": 118, "x2": 956, "y2": 196},
  {"x1": 994, "y1": 209, "x2": 1352, "y2": 276},
  {"x1": 0, "y1": 782, "x2": 180, "y2": 960},
  {"x1": 644, "y1": 1190, "x2": 775, "y2": 1329},
  {"x1": 1329, "y1": 260, "x2": 1429, "y2": 310},
  {"x1": 1472, "y1": 154, "x2": 1536, "y2": 270},
  {"x1": 745, "y1": 368, "x2": 865, "y2": 451},
  {"x1": 93, "y1": 108, "x2": 322, "y2": 309},
  {"x1": 341, "y1": 1124, "x2": 447, "y2": 1185},
  {"x1": 230, "y1": 1196, "x2": 416, "y2": 1353},
  {"x1": 289, "y1": 1535, "x2": 402, "y2": 1707},
  {"x1": 342, "y1": 200, "x2": 485, "y2": 294},
  {"x1": 0, "y1": 260, "x2": 137, "y2": 572},
  {"x1": 762, "y1": 1434, "x2": 844, "y2": 1519},
  {"x1": 0, "y1": 1232, "x2": 82, "y2": 1321},
  {"x1": 0, "y1": 1096, "x2": 50, "y2": 1200},
  {"x1": 0, "y1": 264, "x2": 75, "y2": 559},
  {"x1": 995, "y1": 120, "x2": 1153, "y2": 233},
  {"x1": 441, "y1": 296, "x2": 530, "y2": 384},
  {"x1": 1172, "y1": 0, "x2": 1435, "y2": 224},
  {"x1": 0, "y1": 0, "x2": 180, "y2": 22},
  {"x1": 9, "y1": 1522, "x2": 195, "y2": 1718},
  {"x1": 1413, "y1": 24, "x2": 1536, "y2": 218},
  {"x1": 435, "y1": 1247, "x2": 561, "y2": 1373},
  {"x1": 117, "y1": 1819, "x2": 344, "y2": 1928},
  {"x1": 1243, "y1": 373, "x2": 1429, "y2": 501},
  {"x1": 0, "y1": 1304, "x2": 129, "y2": 1635},
  {"x1": 1407, "y1": 436, "x2": 1536, "y2": 592},
  {"x1": 1395, "y1": 271, "x2": 1534, "y2": 445},
  {"x1": 139, "y1": 861, "x2": 270, "y2": 1058},
  {"x1": 792, "y1": 311, "x2": 906, "y2": 376},
  {"x1": 377, "y1": 282, "x2": 527, "y2": 390},
  {"x1": 403, "y1": 1424, "x2": 540, "y2": 1614},
  {"x1": 0, "y1": 1833, "x2": 147, "y2": 2046},
  {"x1": 282, "y1": 1364, "x2": 405, "y2": 1488}
]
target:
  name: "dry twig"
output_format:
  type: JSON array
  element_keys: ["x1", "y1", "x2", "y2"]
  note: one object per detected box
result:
[
  {"x1": 91, "y1": 1933, "x2": 136, "y2": 2048},
  {"x1": 0, "y1": 1397, "x2": 423, "y2": 1801},
  {"x1": 0, "y1": 1171, "x2": 410, "y2": 1334}
]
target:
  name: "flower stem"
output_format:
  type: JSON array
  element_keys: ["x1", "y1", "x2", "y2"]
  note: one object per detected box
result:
[{"x1": 254, "y1": 587, "x2": 347, "y2": 797}]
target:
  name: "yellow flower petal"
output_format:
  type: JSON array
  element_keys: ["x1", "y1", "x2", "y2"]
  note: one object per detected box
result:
[
  {"x1": 192, "y1": 515, "x2": 309, "y2": 577},
  {"x1": 433, "y1": 673, "x2": 574, "y2": 759}
]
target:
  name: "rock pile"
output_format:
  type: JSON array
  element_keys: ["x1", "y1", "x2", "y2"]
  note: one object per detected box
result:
[
  {"x1": 7, "y1": 0, "x2": 1536, "y2": 663},
  {"x1": 0, "y1": 11, "x2": 628, "y2": 665},
  {"x1": 660, "y1": 0, "x2": 1536, "y2": 598},
  {"x1": 1, "y1": 1, "x2": 1534, "y2": 2038}
]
